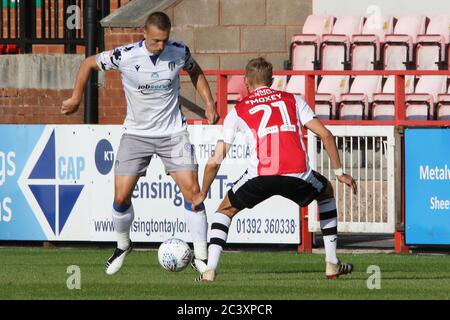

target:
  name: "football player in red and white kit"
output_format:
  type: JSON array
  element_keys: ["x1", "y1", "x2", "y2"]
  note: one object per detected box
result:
[{"x1": 192, "y1": 57, "x2": 357, "y2": 282}]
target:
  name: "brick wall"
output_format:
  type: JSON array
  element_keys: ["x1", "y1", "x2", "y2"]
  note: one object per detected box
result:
[
  {"x1": 0, "y1": 0, "x2": 131, "y2": 124},
  {"x1": 0, "y1": 88, "x2": 82, "y2": 124},
  {"x1": 0, "y1": 0, "x2": 311, "y2": 124},
  {"x1": 170, "y1": 0, "x2": 311, "y2": 110}
]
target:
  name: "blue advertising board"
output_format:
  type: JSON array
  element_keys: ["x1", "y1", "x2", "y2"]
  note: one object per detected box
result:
[{"x1": 405, "y1": 128, "x2": 450, "y2": 245}]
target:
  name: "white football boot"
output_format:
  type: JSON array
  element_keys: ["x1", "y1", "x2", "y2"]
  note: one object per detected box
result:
[
  {"x1": 105, "y1": 242, "x2": 133, "y2": 275},
  {"x1": 191, "y1": 258, "x2": 208, "y2": 274},
  {"x1": 326, "y1": 259, "x2": 353, "y2": 279},
  {"x1": 195, "y1": 269, "x2": 216, "y2": 282}
]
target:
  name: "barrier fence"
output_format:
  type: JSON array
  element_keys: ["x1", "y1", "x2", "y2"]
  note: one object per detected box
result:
[
  {"x1": 1, "y1": 69, "x2": 449, "y2": 251},
  {"x1": 0, "y1": 0, "x2": 120, "y2": 53},
  {"x1": 307, "y1": 126, "x2": 396, "y2": 234}
]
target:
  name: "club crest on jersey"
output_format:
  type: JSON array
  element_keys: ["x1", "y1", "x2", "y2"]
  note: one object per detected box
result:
[
  {"x1": 168, "y1": 60, "x2": 176, "y2": 71},
  {"x1": 151, "y1": 72, "x2": 159, "y2": 80}
]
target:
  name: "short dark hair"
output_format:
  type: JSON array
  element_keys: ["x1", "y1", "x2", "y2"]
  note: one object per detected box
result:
[
  {"x1": 145, "y1": 11, "x2": 171, "y2": 31},
  {"x1": 245, "y1": 57, "x2": 273, "y2": 87}
]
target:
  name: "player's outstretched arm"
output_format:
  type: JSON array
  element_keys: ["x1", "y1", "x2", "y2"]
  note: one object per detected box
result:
[
  {"x1": 192, "y1": 141, "x2": 230, "y2": 209},
  {"x1": 305, "y1": 118, "x2": 357, "y2": 194},
  {"x1": 61, "y1": 55, "x2": 99, "y2": 115},
  {"x1": 187, "y1": 64, "x2": 219, "y2": 124}
]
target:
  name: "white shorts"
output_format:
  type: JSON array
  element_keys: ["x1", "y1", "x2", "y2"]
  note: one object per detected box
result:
[{"x1": 114, "y1": 131, "x2": 198, "y2": 176}]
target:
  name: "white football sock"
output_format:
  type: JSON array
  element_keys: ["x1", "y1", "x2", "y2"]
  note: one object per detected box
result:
[
  {"x1": 112, "y1": 202, "x2": 134, "y2": 250},
  {"x1": 184, "y1": 201, "x2": 208, "y2": 260},
  {"x1": 319, "y1": 198, "x2": 339, "y2": 264},
  {"x1": 207, "y1": 212, "x2": 231, "y2": 271}
]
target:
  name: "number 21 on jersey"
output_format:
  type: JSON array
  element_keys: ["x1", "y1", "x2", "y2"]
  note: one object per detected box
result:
[{"x1": 249, "y1": 101, "x2": 296, "y2": 138}]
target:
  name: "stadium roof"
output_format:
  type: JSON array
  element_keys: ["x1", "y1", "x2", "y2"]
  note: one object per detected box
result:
[{"x1": 100, "y1": 0, "x2": 177, "y2": 28}]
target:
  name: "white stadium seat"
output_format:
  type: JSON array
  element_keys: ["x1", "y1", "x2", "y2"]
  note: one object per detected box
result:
[
  {"x1": 437, "y1": 83, "x2": 450, "y2": 120},
  {"x1": 351, "y1": 15, "x2": 394, "y2": 70},
  {"x1": 371, "y1": 75, "x2": 415, "y2": 119},
  {"x1": 339, "y1": 76, "x2": 382, "y2": 119},
  {"x1": 270, "y1": 75, "x2": 287, "y2": 91},
  {"x1": 315, "y1": 75, "x2": 350, "y2": 119},
  {"x1": 291, "y1": 15, "x2": 334, "y2": 70},
  {"x1": 416, "y1": 15, "x2": 450, "y2": 70},
  {"x1": 384, "y1": 15, "x2": 427, "y2": 70},
  {"x1": 405, "y1": 76, "x2": 447, "y2": 119},
  {"x1": 321, "y1": 16, "x2": 364, "y2": 70},
  {"x1": 286, "y1": 75, "x2": 306, "y2": 97}
]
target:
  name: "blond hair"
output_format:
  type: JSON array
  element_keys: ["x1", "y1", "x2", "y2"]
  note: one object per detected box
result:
[{"x1": 245, "y1": 57, "x2": 273, "y2": 87}]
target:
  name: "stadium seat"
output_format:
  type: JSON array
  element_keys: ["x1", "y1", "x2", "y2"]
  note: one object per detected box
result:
[
  {"x1": 0, "y1": 44, "x2": 20, "y2": 54},
  {"x1": 384, "y1": 15, "x2": 427, "y2": 70},
  {"x1": 227, "y1": 76, "x2": 247, "y2": 110},
  {"x1": 405, "y1": 76, "x2": 448, "y2": 119},
  {"x1": 437, "y1": 83, "x2": 450, "y2": 120},
  {"x1": 321, "y1": 16, "x2": 364, "y2": 70},
  {"x1": 371, "y1": 75, "x2": 415, "y2": 119},
  {"x1": 286, "y1": 76, "x2": 306, "y2": 97},
  {"x1": 315, "y1": 75, "x2": 350, "y2": 119},
  {"x1": 228, "y1": 75, "x2": 247, "y2": 101},
  {"x1": 416, "y1": 15, "x2": 450, "y2": 70},
  {"x1": 338, "y1": 76, "x2": 382, "y2": 119},
  {"x1": 351, "y1": 15, "x2": 394, "y2": 70},
  {"x1": 271, "y1": 75, "x2": 287, "y2": 91},
  {"x1": 291, "y1": 15, "x2": 334, "y2": 70}
]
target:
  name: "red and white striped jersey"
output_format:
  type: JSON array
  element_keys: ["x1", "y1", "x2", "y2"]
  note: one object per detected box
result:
[{"x1": 222, "y1": 86, "x2": 316, "y2": 178}]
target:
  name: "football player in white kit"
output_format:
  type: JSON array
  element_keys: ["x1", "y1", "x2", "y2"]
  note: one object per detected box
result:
[{"x1": 61, "y1": 12, "x2": 218, "y2": 275}]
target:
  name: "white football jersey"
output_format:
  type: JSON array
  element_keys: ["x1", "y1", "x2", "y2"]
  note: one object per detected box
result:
[{"x1": 96, "y1": 40, "x2": 197, "y2": 137}]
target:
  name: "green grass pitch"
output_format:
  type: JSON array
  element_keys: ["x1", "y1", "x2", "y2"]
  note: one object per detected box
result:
[{"x1": 1, "y1": 247, "x2": 449, "y2": 300}]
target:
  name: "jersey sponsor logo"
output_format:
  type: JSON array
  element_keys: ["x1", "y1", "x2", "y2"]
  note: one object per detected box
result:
[
  {"x1": 135, "y1": 64, "x2": 141, "y2": 71},
  {"x1": 138, "y1": 79, "x2": 172, "y2": 93}
]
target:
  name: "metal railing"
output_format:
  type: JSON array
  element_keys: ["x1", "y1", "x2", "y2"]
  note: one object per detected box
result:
[
  {"x1": 308, "y1": 126, "x2": 396, "y2": 234},
  {"x1": 186, "y1": 69, "x2": 450, "y2": 127},
  {"x1": 0, "y1": 0, "x2": 119, "y2": 53}
]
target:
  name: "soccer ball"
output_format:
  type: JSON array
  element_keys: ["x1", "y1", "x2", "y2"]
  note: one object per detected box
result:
[{"x1": 158, "y1": 238, "x2": 193, "y2": 272}]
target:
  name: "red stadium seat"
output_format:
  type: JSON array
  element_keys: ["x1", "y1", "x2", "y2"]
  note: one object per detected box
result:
[{"x1": 0, "y1": 44, "x2": 19, "y2": 54}]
